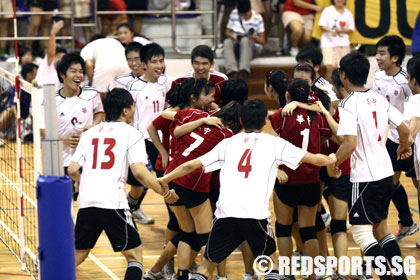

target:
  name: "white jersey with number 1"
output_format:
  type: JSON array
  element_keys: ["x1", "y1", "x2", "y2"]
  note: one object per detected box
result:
[
  {"x1": 199, "y1": 132, "x2": 306, "y2": 220},
  {"x1": 71, "y1": 122, "x2": 148, "y2": 209}
]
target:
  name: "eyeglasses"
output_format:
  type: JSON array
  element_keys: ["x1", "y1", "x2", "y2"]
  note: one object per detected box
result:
[{"x1": 127, "y1": 57, "x2": 141, "y2": 63}]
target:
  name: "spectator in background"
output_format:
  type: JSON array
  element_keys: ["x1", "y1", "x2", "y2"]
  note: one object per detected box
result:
[
  {"x1": 413, "y1": 11, "x2": 420, "y2": 55},
  {"x1": 318, "y1": 0, "x2": 354, "y2": 81},
  {"x1": 117, "y1": 23, "x2": 152, "y2": 46},
  {"x1": 124, "y1": 0, "x2": 147, "y2": 35},
  {"x1": 224, "y1": 0, "x2": 265, "y2": 80},
  {"x1": 59, "y1": 0, "x2": 92, "y2": 47},
  {"x1": 19, "y1": 47, "x2": 33, "y2": 65},
  {"x1": 219, "y1": 0, "x2": 237, "y2": 44},
  {"x1": 25, "y1": 0, "x2": 58, "y2": 52},
  {"x1": 100, "y1": 0, "x2": 127, "y2": 36},
  {"x1": 282, "y1": 0, "x2": 323, "y2": 56},
  {"x1": 0, "y1": 0, "x2": 13, "y2": 59}
]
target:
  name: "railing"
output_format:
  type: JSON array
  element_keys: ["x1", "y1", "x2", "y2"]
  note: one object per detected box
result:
[{"x1": 0, "y1": 0, "x2": 218, "y2": 55}]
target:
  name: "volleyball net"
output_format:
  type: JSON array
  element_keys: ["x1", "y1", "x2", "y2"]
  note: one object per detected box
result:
[{"x1": 0, "y1": 66, "x2": 42, "y2": 279}]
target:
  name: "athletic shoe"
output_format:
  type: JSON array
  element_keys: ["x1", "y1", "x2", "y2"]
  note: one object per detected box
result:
[
  {"x1": 292, "y1": 250, "x2": 304, "y2": 268},
  {"x1": 394, "y1": 221, "x2": 419, "y2": 242},
  {"x1": 242, "y1": 273, "x2": 259, "y2": 280},
  {"x1": 290, "y1": 47, "x2": 299, "y2": 57},
  {"x1": 162, "y1": 260, "x2": 175, "y2": 280},
  {"x1": 215, "y1": 276, "x2": 228, "y2": 280},
  {"x1": 0, "y1": 138, "x2": 4, "y2": 147},
  {"x1": 143, "y1": 269, "x2": 164, "y2": 280},
  {"x1": 132, "y1": 208, "x2": 155, "y2": 224},
  {"x1": 322, "y1": 211, "x2": 332, "y2": 231}
]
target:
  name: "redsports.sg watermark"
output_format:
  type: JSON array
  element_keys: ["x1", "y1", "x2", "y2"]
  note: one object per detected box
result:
[{"x1": 253, "y1": 255, "x2": 416, "y2": 277}]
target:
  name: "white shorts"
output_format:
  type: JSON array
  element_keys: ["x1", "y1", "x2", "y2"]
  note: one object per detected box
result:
[
  {"x1": 60, "y1": 0, "x2": 91, "y2": 18},
  {"x1": 322, "y1": 46, "x2": 351, "y2": 68},
  {"x1": 93, "y1": 66, "x2": 129, "y2": 92},
  {"x1": 282, "y1": 11, "x2": 314, "y2": 31},
  {"x1": 0, "y1": 0, "x2": 13, "y2": 19}
]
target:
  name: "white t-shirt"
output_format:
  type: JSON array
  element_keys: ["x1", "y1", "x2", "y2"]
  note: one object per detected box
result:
[
  {"x1": 127, "y1": 75, "x2": 172, "y2": 139},
  {"x1": 404, "y1": 94, "x2": 420, "y2": 180},
  {"x1": 80, "y1": 38, "x2": 130, "y2": 92},
  {"x1": 35, "y1": 55, "x2": 60, "y2": 89},
  {"x1": 227, "y1": 9, "x2": 265, "y2": 47},
  {"x1": 372, "y1": 67, "x2": 412, "y2": 143},
  {"x1": 71, "y1": 122, "x2": 148, "y2": 209},
  {"x1": 337, "y1": 89, "x2": 403, "y2": 183},
  {"x1": 318, "y1": 5, "x2": 354, "y2": 48},
  {"x1": 40, "y1": 86, "x2": 104, "y2": 166},
  {"x1": 199, "y1": 132, "x2": 306, "y2": 220},
  {"x1": 114, "y1": 72, "x2": 136, "y2": 90},
  {"x1": 314, "y1": 76, "x2": 338, "y2": 102},
  {"x1": 133, "y1": 36, "x2": 152, "y2": 46}
]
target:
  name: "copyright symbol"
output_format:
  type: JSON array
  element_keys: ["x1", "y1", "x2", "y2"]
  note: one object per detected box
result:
[{"x1": 253, "y1": 255, "x2": 274, "y2": 276}]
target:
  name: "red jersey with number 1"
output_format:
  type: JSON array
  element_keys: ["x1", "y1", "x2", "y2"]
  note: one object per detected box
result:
[
  {"x1": 269, "y1": 108, "x2": 331, "y2": 184},
  {"x1": 151, "y1": 115, "x2": 177, "y2": 172},
  {"x1": 165, "y1": 108, "x2": 234, "y2": 192}
]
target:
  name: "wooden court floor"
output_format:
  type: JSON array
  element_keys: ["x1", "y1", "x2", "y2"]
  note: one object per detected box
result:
[{"x1": 1, "y1": 174, "x2": 420, "y2": 280}]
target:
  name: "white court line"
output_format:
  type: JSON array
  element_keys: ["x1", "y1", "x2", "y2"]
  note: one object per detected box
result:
[{"x1": 88, "y1": 253, "x2": 120, "y2": 280}]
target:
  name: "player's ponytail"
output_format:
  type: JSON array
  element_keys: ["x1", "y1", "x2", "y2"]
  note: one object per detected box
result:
[
  {"x1": 213, "y1": 101, "x2": 242, "y2": 134},
  {"x1": 311, "y1": 85, "x2": 330, "y2": 111},
  {"x1": 265, "y1": 70, "x2": 289, "y2": 107},
  {"x1": 288, "y1": 79, "x2": 315, "y2": 123},
  {"x1": 168, "y1": 78, "x2": 215, "y2": 109}
]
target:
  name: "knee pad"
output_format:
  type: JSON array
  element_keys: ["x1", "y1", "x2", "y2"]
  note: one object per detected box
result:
[
  {"x1": 179, "y1": 231, "x2": 196, "y2": 248},
  {"x1": 170, "y1": 232, "x2": 181, "y2": 248},
  {"x1": 299, "y1": 226, "x2": 317, "y2": 243},
  {"x1": 192, "y1": 233, "x2": 209, "y2": 252},
  {"x1": 315, "y1": 212, "x2": 326, "y2": 232},
  {"x1": 167, "y1": 214, "x2": 180, "y2": 232},
  {"x1": 352, "y1": 225, "x2": 377, "y2": 252},
  {"x1": 330, "y1": 219, "x2": 347, "y2": 236},
  {"x1": 275, "y1": 222, "x2": 292, "y2": 238}
]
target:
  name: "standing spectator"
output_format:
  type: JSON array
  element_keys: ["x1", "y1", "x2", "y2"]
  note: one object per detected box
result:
[
  {"x1": 100, "y1": 0, "x2": 127, "y2": 36},
  {"x1": 124, "y1": 0, "x2": 147, "y2": 35},
  {"x1": 413, "y1": 11, "x2": 420, "y2": 55},
  {"x1": 0, "y1": 0, "x2": 12, "y2": 58},
  {"x1": 224, "y1": 0, "x2": 265, "y2": 80},
  {"x1": 318, "y1": 0, "x2": 354, "y2": 81},
  {"x1": 282, "y1": 0, "x2": 323, "y2": 56},
  {"x1": 116, "y1": 23, "x2": 152, "y2": 46},
  {"x1": 219, "y1": 0, "x2": 237, "y2": 44},
  {"x1": 59, "y1": 0, "x2": 92, "y2": 46},
  {"x1": 25, "y1": 0, "x2": 58, "y2": 51}
]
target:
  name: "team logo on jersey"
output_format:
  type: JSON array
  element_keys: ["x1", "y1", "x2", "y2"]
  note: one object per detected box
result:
[
  {"x1": 60, "y1": 112, "x2": 65, "y2": 116},
  {"x1": 203, "y1": 127, "x2": 211, "y2": 135},
  {"x1": 243, "y1": 137, "x2": 249, "y2": 144},
  {"x1": 82, "y1": 107, "x2": 87, "y2": 114},
  {"x1": 394, "y1": 90, "x2": 399, "y2": 96},
  {"x1": 296, "y1": 114, "x2": 305, "y2": 124},
  {"x1": 71, "y1": 117, "x2": 79, "y2": 126}
]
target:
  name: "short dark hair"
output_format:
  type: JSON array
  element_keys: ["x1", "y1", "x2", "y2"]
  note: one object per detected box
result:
[
  {"x1": 376, "y1": 35, "x2": 406, "y2": 65},
  {"x1": 168, "y1": 78, "x2": 215, "y2": 109},
  {"x1": 191, "y1": 45, "x2": 214, "y2": 64},
  {"x1": 140, "y1": 43, "x2": 165, "y2": 64},
  {"x1": 117, "y1": 22, "x2": 134, "y2": 33},
  {"x1": 339, "y1": 51, "x2": 369, "y2": 86},
  {"x1": 103, "y1": 88, "x2": 134, "y2": 121},
  {"x1": 265, "y1": 70, "x2": 289, "y2": 107},
  {"x1": 296, "y1": 47, "x2": 323, "y2": 67},
  {"x1": 56, "y1": 53, "x2": 86, "y2": 83},
  {"x1": 21, "y1": 63, "x2": 38, "y2": 80},
  {"x1": 56, "y1": 47, "x2": 67, "y2": 56},
  {"x1": 331, "y1": 68, "x2": 343, "y2": 91},
  {"x1": 407, "y1": 55, "x2": 420, "y2": 86},
  {"x1": 89, "y1": 34, "x2": 106, "y2": 43},
  {"x1": 237, "y1": 0, "x2": 251, "y2": 14},
  {"x1": 18, "y1": 47, "x2": 31, "y2": 59},
  {"x1": 125, "y1": 42, "x2": 143, "y2": 57},
  {"x1": 240, "y1": 99, "x2": 267, "y2": 130},
  {"x1": 220, "y1": 78, "x2": 248, "y2": 106}
]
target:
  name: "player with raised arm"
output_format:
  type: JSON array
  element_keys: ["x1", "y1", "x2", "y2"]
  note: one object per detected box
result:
[
  {"x1": 126, "y1": 43, "x2": 173, "y2": 224},
  {"x1": 158, "y1": 99, "x2": 337, "y2": 280},
  {"x1": 67, "y1": 88, "x2": 177, "y2": 280},
  {"x1": 374, "y1": 35, "x2": 418, "y2": 241},
  {"x1": 330, "y1": 51, "x2": 412, "y2": 280}
]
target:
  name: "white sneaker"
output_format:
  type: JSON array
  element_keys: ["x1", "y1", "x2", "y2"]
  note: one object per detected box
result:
[
  {"x1": 242, "y1": 273, "x2": 258, "y2": 280},
  {"x1": 162, "y1": 260, "x2": 175, "y2": 280},
  {"x1": 290, "y1": 47, "x2": 299, "y2": 57},
  {"x1": 215, "y1": 276, "x2": 228, "y2": 280},
  {"x1": 292, "y1": 251, "x2": 304, "y2": 268},
  {"x1": 143, "y1": 269, "x2": 164, "y2": 280},
  {"x1": 321, "y1": 211, "x2": 332, "y2": 231},
  {"x1": 0, "y1": 138, "x2": 4, "y2": 147},
  {"x1": 132, "y1": 208, "x2": 155, "y2": 224},
  {"x1": 394, "y1": 221, "x2": 419, "y2": 242}
]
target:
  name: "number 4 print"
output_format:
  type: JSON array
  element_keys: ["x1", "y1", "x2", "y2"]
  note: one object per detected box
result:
[{"x1": 238, "y1": 149, "x2": 252, "y2": 178}]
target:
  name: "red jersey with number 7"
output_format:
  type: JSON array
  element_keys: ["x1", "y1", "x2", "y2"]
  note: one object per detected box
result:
[
  {"x1": 165, "y1": 108, "x2": 234, "y2": 192},
  {"x1": 269, "y1": 108, "x2": 331, "y2": 184}
]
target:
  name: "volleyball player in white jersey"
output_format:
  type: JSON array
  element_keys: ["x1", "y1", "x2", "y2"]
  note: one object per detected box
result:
[
  {"x1": 374, "y1": 35, "x2": 418, "y2": 241},
  {"x1": 40, "y1": 53, "x2": 104, "y2": 199},
  {"x1": 114, "y1": 42, "x2": 144, "y2": 90},
  {"x1": 126, "y1": 43, "x2": 173, "y2": 224},
  {"x1": 67, "y1": 88, "x2": 178, "y2": 280},
  {"x1": 158, "y1": 99, "x2": 337, "y2": 280},
  {"x1": 331, "y1": 51, "x2": 412, "y2": 280}
]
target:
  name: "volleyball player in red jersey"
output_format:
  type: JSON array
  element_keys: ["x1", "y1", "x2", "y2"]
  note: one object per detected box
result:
[{"x1": 269, "y1": 79, "x2": 331, "y2": 280}]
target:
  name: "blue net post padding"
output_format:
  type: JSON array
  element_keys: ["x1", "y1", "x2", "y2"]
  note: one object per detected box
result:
[{"x1": 36, "y1": 175, "x2": 75, "y2": 280}]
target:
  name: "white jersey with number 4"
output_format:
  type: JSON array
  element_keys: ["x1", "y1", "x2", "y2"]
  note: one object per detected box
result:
[
  {"x1": 372, "y1": 68, "x2": 412, "y2": 143},
  {"x1": 128, "y1": 75, "x2": 172, "y2": 138},
  {"x1": 337, "y1": 89, "x2": 404, "y2": 183},
  {"x1": 199, "y1": 132, "x2": 306, "y2": 220},
  {"x1": 71, "y1": 122, "x2": 148, "y2": 209},
  {"x1": 404, "y1": 94, "x2": 420, "y2": 180}
]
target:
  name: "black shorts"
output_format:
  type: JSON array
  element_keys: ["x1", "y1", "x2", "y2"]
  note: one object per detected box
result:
[
  {"x1": 169, "y1": 182, "x2": 208, "y2": 209},
  {"x1": 386, "y1": 140, "x2": 416, "y2": 177},
  {"x1": 275, "y1": 182, "x2": 321, "y2": 207},
  {"x1": 221, "y1": 0, "x2": 237, "y2": 5},
  {"x1": 75, "y1": 207, "x2": 141, "y2": 252},
  {"x1": 324, "y1": 175, "x2": 351, "y2": 202},
  {"x1": 209, "y1": 189, "x2": 220, "y2": 204},
  {"x1": 348, "y1": 176, "x2": 394, "y2": 225},
  {"x1": 205, "y1": 217, "x2": 276, "y2": 263},
  {"x1": 126, "y1": 139, "x2": 160, "y2": 186},
  {"x1": 29, "y1": 0, "x2": 57, "y2": 11}
]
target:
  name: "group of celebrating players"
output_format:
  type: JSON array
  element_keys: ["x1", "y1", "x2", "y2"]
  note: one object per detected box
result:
[{"x1": 41, "y1": 32, "x2": 420, "y2": 280}]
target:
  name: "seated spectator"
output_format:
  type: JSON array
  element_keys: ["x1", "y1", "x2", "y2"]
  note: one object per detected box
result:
[
  {"x1": 282, "y1": 0, "x2": 323, "y2": 56},
  {"x1": 0, "y1": 78, "x2": 15, "y2": 146},
  {"x1": 413, "y1": 11, "x2": 420, "y2": 55},
  {"x1": 0, "y1": 0, "x2": 12, "y2": 59},
  {"x1": 318, "y1": 0, "x2": 354, "y2": 81},
  {"x1": 60, "y1": 0, "x2": 92, "y2": 46},
  {"x1": 116, "y1": 23, "x2": 152, "y2": 46},
  {"x1": 224, "y1": 0, "x2": 266, "y2": 80}
]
